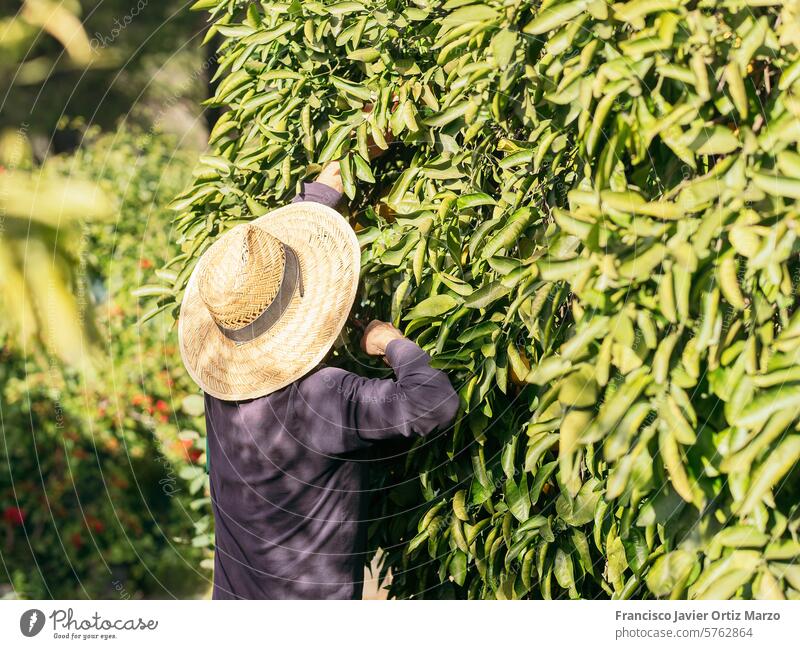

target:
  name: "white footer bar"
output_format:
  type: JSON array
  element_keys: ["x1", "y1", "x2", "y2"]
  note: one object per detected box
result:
[{"x1": 0, "y1": 600, "x2": 795, "y2": 648}]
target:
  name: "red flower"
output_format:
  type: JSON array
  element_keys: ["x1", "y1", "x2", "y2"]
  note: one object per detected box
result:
[
  {"x1": 3, "y1": 506, "x2": 25, "y2": 526},
  {"x1": 87, "y1": 516, "x2": 105, "y2": 534},
  {"x1": 131, "y1": 394, "x2": 146, "y2": 406},
  {"x1": 188, "y1": 449, "x2": 203, "y2": 464},
  {"x1": 155, "y1": 400, "x2": 169, "y2": 413},
  {"x1": 139, "y1": 258, "x2": 153, "y2": 269}
]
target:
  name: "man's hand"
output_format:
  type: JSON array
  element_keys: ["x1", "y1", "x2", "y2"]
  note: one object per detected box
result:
[
  {"x1": 315, "y1": 161, "x2": 343, "y2": 193},
  {"x1": 313, "y1": 99, "x2": 397, "y2": 191},
  {"x1": 361, "y1": 320, "x2": 404, "y2": 356}
]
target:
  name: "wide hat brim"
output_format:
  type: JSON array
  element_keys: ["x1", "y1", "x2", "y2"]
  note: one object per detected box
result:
[{"x1": 178, "y1": 202, "x2": 361, "y2": 401}]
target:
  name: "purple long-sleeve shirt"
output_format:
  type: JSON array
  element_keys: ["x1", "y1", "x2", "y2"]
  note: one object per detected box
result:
[{"x1": 204, "y1": 182, "x2": 459, "y2": 599}]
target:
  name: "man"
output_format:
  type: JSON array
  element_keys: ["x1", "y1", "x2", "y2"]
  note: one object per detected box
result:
[{"x1": 178, "y1": 160, "x2": 459, "y2": 599}]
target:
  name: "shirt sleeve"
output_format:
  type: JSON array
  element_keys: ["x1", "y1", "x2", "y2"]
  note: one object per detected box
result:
[
  {"x1": 297, "y1": 339, "x2": 460, "y2": 456},
  {"x1": 291, "y1": 181, "x2": 342, "y2": 208}
]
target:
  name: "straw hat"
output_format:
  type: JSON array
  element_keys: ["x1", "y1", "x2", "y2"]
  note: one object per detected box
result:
[{"x1": 178, "y1": 202, "x2": 360, "y2": 401}]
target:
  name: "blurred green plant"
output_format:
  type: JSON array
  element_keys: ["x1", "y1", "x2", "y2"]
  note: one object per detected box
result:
[
  {"x1": 1, "y1": 125, "x2": 212, "y2": 598},
  {"x1": 0, "y1": 131, "x2": 113, "y2": 366},
  {"x1": 0, "y1": 0, "x2": 213, "y2": 598},
  {"x1": 0, "y1": 0, "x2": 206, "y2": 141},
  {"x1": 0, "y1": 0, "x2": 211, "y2": 359},
  {"x1": 0, "y1": 1, "x2": 114, "y2": 366},
  {"x1": 166, "y1": 0, "x2": 800, "y2": 599},
  {"x1": 0, "y1": 0, "x2": 97, "y2": 83}
]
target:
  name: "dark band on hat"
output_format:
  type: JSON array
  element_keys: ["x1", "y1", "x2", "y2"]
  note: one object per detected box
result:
[{"x1": 216, "y1": 244, "x2": 304, "y2": 344}]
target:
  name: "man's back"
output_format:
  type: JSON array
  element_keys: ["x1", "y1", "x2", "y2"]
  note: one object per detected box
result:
[{"x1": 204, "y1": 339, "x2": 459, "y2": 599}]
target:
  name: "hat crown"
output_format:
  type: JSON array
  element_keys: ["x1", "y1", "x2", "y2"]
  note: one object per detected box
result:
[{"x1": 198, "y1": 224, "x2": 286, "y2": 330}]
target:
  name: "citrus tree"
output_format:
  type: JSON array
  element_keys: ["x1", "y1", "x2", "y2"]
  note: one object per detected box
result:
[{"x1": 163, "y1": 0, "x2": 800, "y2": 599}]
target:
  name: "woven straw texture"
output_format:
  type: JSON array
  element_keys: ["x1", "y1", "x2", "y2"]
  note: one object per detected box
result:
[
  {"x1": 178, "y1": 202, "x2": 361, "y2": 401},
  {"x1": 198, "y1": 224, "x2": 286, "y2": 330}
]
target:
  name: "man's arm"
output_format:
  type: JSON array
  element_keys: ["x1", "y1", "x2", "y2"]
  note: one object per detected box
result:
[
  {"x1": 350, "y1": 331, "x2": 461, "y2": 441},
  {"x1": 291, "y1": 162, "x2": 343, "y2": 207},
  {"x1": 298, "y1": 322, "x2": 460, "y2": 455}
]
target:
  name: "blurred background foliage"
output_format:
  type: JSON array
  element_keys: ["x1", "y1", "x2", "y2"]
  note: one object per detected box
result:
[
  {"x1": 0, "y1": 0, "x2": 214, "y2": 598},
  {"x1": 0, "y1": 0, "x2": 211, "y2": 149}
]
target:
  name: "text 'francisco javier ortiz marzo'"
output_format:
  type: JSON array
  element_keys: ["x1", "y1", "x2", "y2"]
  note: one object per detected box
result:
[{"x1": 616, "y1": 610, "x2": 781, "y2": 622}]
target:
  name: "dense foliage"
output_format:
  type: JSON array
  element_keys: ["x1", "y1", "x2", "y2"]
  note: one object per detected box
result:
[
  {"x1": 1, "y1": 127, "x2": 212, "y2": 598},
  {"x1": 166, "y1": 0, "x2": 800, "y2": 599}
]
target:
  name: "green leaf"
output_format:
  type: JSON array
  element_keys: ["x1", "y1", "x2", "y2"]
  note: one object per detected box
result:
[
  {"x1": 402, "y1": 294, "x2": 460, "y2": 320},
  {"x1": 463, "y1": 281, "x2": 511, "y2": 309},
  {"x1": 131, "y1": 285, "x2": 174, "y2": 298},
  {"x1": 646, "y1": 550, "x2": 697, "y2": 597},
  {"x1": 457, "y1": 192, "x2": 496, "y2": 209},
  {"x1": 689, "y1": 551, "x2": 760, "y2": 600},
  {"x1": 319, "y1": 123, "x2": 353, "y2": 162},
  {"x1": 688, "y1": 125, "x2": 740, "y2": 155},
  {"x1": 555, "y1": 479, "x2": 600, "y2": 526},
  {"x1": 481, "y1": 207, "x2": 532, "y2": 258},
  {"x1": 524, "y1": 0, "x2": 589, "y2": 35},
  {"x1": 737, "y1": 436, "x2": 800, "y2": 515},
  {"x1": 733, "y1": 386, "x2": 800, "y2": 428},
  {"x1": 491, "y1": 29, "x2": 518, "y2": 67},
  {"x1": 554, "y1": 547, "x2": 577, "y2": 596},
  {"x1": 457, "y1": 322, "x2": 498, "y2": 343},
  {"x1": 449, "y1": 551, "x2": 467, "y2": 586},
  {"x1": 504, "y1": 473, "x2": 531, "y2": 522}
]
